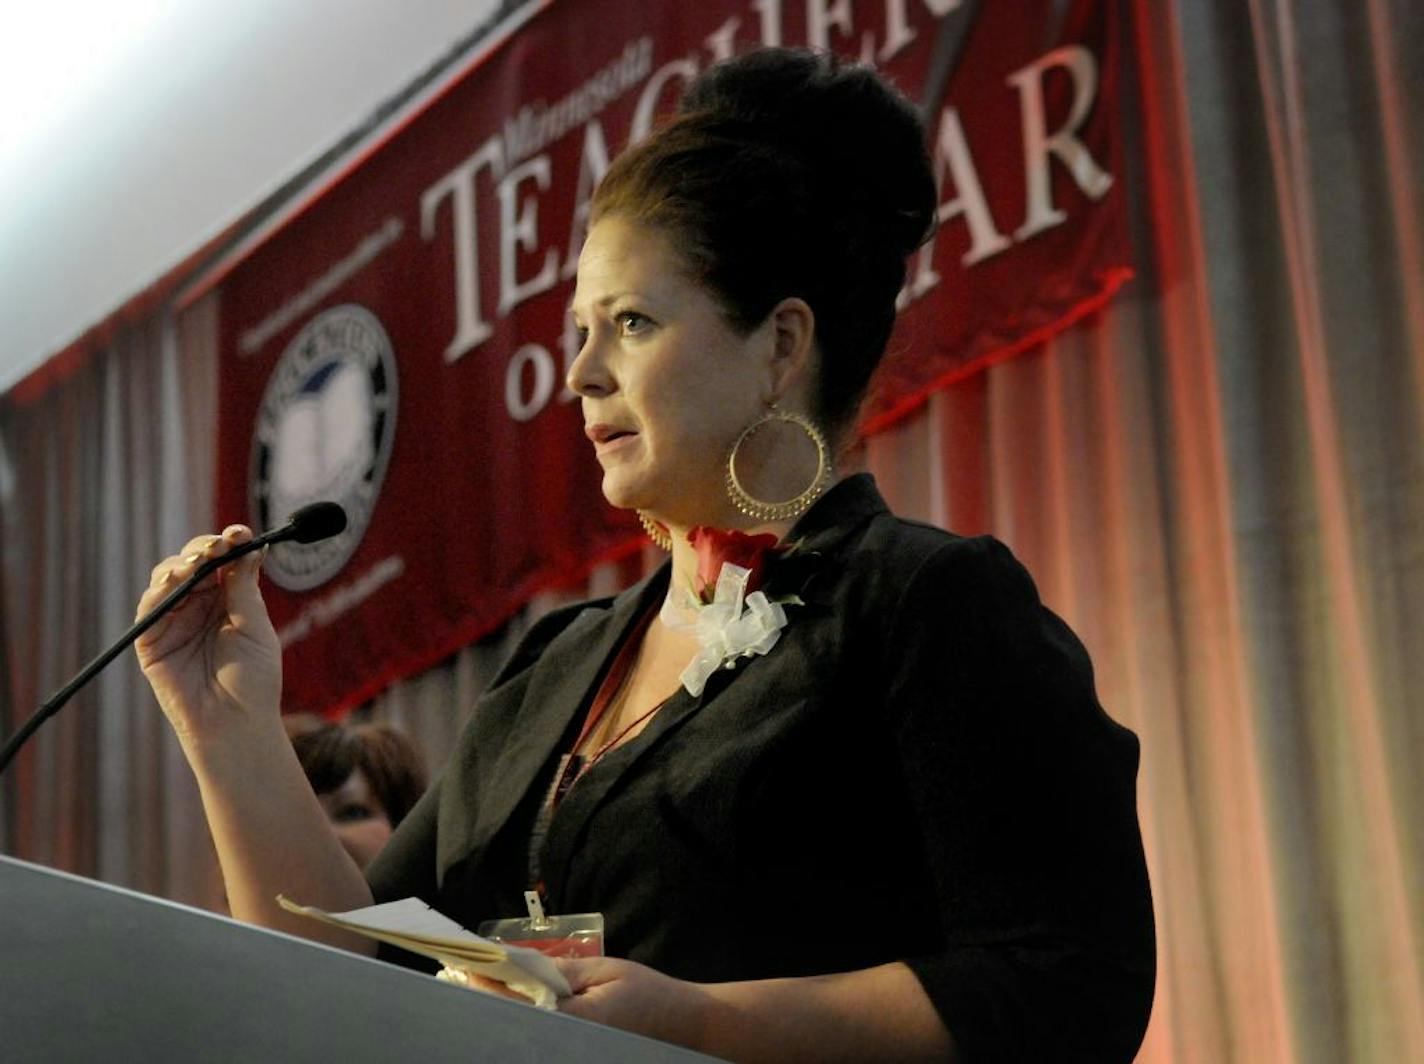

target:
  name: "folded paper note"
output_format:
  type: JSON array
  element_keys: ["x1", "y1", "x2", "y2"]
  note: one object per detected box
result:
[{"x1": 277, "y1": 895, "x2": 571, "y2": 1008}]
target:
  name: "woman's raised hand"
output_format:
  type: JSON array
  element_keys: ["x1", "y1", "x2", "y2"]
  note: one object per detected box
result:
[{"x1": 135, "y1": 525, "x2": 282, "y2": 749}]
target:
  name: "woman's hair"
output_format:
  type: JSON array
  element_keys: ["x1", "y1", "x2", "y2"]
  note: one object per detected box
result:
[
  {"x1": 283, "y1": 716, "x2": 429, "y2": 827},
  {"x1": 591, "y1": 48, "x2": 937, "y2": 436}
]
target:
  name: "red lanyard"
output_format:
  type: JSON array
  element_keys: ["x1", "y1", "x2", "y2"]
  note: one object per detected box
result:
[
  {"x1": 568, "y1": 604, "x2": 658, "y2": 761},
  {"x1": 529, "y1": 603, "x2": 663, "y2": 894}
]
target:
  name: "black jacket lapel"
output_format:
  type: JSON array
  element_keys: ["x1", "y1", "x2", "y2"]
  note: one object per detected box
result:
[{"x1": 440, "y1": 566, "x2": 671, "y2": 877}]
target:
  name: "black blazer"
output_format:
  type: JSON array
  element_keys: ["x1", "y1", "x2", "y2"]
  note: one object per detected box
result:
[{"x1": 368, "y1": 475, "x2": 1155, "y2": 1062}]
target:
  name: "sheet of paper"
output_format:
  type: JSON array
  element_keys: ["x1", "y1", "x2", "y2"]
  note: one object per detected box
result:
[
  {"x1": 331, "y1": 897, "x2": 478, "y2": 942},
  {"x1": 280, "y1": 895, "x2": 572, "y2": 1000}
]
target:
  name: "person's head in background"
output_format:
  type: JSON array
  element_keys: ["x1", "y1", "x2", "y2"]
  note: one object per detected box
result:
[{"x1": 283, "y1": 715, "x2": 429, "y2": 870}]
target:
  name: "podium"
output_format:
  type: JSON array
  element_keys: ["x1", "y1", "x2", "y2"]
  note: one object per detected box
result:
[{"x1": 0, "y1": 855, "x2": 715, "y2": 1062}]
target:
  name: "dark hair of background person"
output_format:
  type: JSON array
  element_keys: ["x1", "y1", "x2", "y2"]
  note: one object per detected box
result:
[
  {"x1": 283, "y1": 716, "x2": 428, "y2": 827},
  {"x1": 590, "y1": 48, "x2": 938, "y2": 438}
]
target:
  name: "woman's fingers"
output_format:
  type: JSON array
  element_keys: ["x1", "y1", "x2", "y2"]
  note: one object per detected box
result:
[
  {"x1": 179, "y1": 525, "x2": 253, "y2": 565},
  {"x1": 140, "y1": 557, "x2": 194, "y2": 617},
  {"x1": 171, "y1": 525, "x2": 253, "y2": 565},
  {"x1": 135, "y1": 523, "x2": 282, "y2": 739},
  {"x1": 223, "y1": 544, "x2": 275, "y2": 639},
  {"x1": 554, "y1": 956, "x2": 606, "y2": 994},
  {"x1": 137, "y1": 526, "x2": 259, "y2": 624},
  {"x1": 178, "y1": 532, "x2": 221, "y2": 558}
]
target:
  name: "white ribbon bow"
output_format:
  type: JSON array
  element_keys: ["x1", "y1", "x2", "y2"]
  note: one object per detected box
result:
[{"x1": 662, "y1": 563, "x2": 789, "y2": 697}]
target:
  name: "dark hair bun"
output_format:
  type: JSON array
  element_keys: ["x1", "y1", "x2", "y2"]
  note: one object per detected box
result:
[{"x1": 680, "y1": 49, "x2": 936, "y2": 260}]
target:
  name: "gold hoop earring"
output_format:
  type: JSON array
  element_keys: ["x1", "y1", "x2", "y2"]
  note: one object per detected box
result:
[
  {"x1": 725, "y1": 405, "x2": 833, "y2": 522},
  {"x1": 637, "y1": 511, "x2": 672, "y2": 551}
]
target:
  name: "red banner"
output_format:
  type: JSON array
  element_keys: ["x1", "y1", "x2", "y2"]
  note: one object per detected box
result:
[{"x1": 213, "y1": 0, "x2": 1128, "y2": 715}]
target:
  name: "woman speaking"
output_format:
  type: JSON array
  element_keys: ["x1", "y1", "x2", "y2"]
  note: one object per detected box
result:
[{"x1": 136, "y1": 48, "x2": 1154, "y2": 1063}]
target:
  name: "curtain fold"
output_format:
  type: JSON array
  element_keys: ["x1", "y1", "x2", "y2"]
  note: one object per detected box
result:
[
  {"x1": 0, "y1": 304, "x2": 223, "y2": 908},
  {"x1": 1, "y1": 2, "x2": 1420, "y2": 1058}
]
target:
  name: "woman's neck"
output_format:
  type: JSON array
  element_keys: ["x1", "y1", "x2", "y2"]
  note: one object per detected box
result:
[
  {"x1": 649, "y1": 454, "x2": 854, "y2": 600},
  {"x1": 661, "y1": 516, "x2": 797, "y2": 601}
]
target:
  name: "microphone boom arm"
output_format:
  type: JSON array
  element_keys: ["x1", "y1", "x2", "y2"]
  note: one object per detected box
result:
[{"x1": 0, "y1": 503, "x2": 345, "y2": 776}]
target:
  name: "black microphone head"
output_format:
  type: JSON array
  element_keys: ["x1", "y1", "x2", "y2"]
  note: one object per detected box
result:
[{"x1": 285, "y1": 501, "x2": 348, "y2": 544}]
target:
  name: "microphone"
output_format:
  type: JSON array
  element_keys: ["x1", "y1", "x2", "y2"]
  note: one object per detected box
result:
[
  {"x1": 0, "y1": 502, "x2": 348, "y2": 776},
  {"x1": 272, "y1": 500, "x2": 348, "y2": 545}
]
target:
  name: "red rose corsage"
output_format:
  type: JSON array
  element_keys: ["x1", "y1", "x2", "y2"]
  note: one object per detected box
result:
[{"x1": 688, "y1": 526, "x2": 781, "y2": 604}]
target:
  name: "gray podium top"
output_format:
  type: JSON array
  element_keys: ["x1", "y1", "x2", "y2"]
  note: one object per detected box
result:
[{"x1": 0, "y1": 855, "x2": 717, "y2": 1063}]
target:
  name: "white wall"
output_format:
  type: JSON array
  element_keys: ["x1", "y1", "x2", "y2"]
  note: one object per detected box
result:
[{"x1": 0, "y1": 0, "x2": 501, "y2": 393}]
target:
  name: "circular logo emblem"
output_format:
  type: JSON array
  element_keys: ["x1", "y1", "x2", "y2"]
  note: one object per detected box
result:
[{"x1": 250, "y1": 304, "x2": 398, "y2": 591}]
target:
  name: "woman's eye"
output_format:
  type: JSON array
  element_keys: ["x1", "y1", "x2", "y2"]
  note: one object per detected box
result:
[
  {"x1": 333, "y1": 803, "x2": 373, "y2": 823},
  {"x1": 616, "y1": 311, "x2": 651, "y2": 335}
]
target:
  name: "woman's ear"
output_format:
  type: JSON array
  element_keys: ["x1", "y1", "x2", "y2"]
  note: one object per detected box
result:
[{"x1": 765, "y1": 297, "x2": 817, "y2": 403}]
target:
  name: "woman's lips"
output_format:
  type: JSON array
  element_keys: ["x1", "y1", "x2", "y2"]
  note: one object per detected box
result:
[{"x1": 585, "y1": 423, "x2": 638, "y2": 455}]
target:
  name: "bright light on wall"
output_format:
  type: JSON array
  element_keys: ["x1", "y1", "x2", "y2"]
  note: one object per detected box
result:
[{"x1": 0, "y1": 1, "x2": 169, "y2": 159}]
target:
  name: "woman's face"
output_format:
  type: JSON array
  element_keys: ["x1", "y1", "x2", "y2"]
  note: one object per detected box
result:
[
  {"x1": 317, "y1": 768, "x2": 393, "y2": 871},
  {"x1": 568, "y1": 214, "x2": 773, "y2": 529}
]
